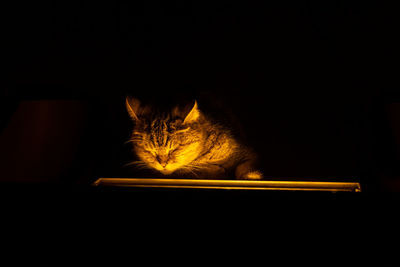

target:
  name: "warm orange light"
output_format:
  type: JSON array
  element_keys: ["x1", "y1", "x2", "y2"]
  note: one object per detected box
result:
[
  {"x1": 126, "y1": 97, "x2": 264, "y2": 179},
  {"x1": 94, "y1": 178, "x2": 361, "y2": 192}
]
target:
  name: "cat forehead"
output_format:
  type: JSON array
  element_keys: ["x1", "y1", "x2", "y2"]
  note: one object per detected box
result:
[
  {"x1": 150, "y1": 117, "x2": 177, "y2": 127},
  {"x1": 137, "y1": 117, "x2": 185, "y2": 131}
]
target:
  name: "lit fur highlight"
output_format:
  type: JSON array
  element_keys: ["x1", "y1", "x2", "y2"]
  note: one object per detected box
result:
[{"x1": 126, "y1": 97, "x2": 263, "y2": 179}]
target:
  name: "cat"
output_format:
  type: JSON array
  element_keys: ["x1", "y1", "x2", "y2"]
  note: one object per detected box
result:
[{"x1": 125, "y1": 96, "x2": 263, "y2": 179}]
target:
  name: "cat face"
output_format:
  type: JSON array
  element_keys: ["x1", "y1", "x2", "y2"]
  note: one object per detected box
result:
[{"x1": 126, "y1": 98, "x2": 205, "y2": 175}]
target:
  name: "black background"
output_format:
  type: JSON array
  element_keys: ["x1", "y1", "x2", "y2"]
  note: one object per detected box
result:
[
  {"x1": 1, "y1": 1, "x2": 400, "y2": 262},
  {"x1": 1, "y1": 1, "x2": 399, "y2": 191}
]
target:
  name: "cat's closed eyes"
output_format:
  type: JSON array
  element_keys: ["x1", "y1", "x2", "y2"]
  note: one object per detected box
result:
[{"x1": 126, "y1": 97, "x2": 263, "y2": 179}]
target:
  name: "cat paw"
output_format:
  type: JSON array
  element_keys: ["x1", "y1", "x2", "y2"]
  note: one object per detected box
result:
[{"x1": 242, "y1": 171, "x2": 263, "y2": 180}]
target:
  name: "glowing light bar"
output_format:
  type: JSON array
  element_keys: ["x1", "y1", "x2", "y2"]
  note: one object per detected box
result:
[{"x1": 93, "y1": 178, "x2": 361, "y2": 192}]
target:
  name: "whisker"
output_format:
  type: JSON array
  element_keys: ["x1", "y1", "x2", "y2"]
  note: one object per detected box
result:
[
  {"x1": 180, "y1": 166, "x2": 199, "y2": 177},
  {"x1": 124, "y1": 161, "x2": 150, "y2": 170},
  {"x1": 186, "y1": 164, "x2": 203, "y2": 170},
  {"x1": 125, "y1": 138, "x2": 143, "y2": 143}
]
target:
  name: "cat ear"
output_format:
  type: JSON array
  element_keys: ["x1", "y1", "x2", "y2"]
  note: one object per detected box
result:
[
  {"x1": 183, "y1": 100, "x2": 200, "y2": 124},
  {"x1": 125, "y1": 97, "x2": 141, "y2": 121}
]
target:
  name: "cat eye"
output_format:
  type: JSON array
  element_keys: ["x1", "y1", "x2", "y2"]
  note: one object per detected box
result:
[
  {"x1": 140, "y1": 150, "x2": 154, "y2": 157},
  {"x1": 169, "y1": 148, "x2": 180, "y2": 154},
  {"x1": 175, "y1": 127, "x2": 190, "y2": 134}
]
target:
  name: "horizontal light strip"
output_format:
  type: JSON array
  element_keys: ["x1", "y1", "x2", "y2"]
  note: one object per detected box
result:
[{"x1": 93, "y1": 178, "x2": 361, "y2": 192}]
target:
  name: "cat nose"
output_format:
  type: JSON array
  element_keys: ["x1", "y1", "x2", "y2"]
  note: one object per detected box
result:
[
  {"x1": 159, "y1": 161, "x2": 167, "y2": 168},
  {"x1": 156, "y1": 155, "x2": 168, "y2": 168}
]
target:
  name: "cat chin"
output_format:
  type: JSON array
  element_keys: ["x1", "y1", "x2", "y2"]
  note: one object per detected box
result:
[{"x1": 158, "y1": 169, "x2": 175, "y2": 175}]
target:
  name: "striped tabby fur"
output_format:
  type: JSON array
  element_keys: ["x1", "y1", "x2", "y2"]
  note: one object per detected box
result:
[{"x1": 126, "y1": 97, "x2": 262, "y2": 179}]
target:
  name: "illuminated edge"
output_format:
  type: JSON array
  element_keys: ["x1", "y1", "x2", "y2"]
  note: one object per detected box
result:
[{"x1": 93, "y1": 178, "x2": 361, "y2": 192}]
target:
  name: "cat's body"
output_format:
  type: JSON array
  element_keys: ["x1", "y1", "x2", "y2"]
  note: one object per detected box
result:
[{"x1": 126, "y1": 96, "x2": 262, "y2": 179}]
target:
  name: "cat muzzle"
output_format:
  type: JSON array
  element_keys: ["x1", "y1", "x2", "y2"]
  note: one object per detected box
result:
[
  {"x1": 156, "y1": 155, "x2": 169, "y2": 168},
  {"x1": 159, "y1": 169, "x2": 174, "y2": 175}
]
